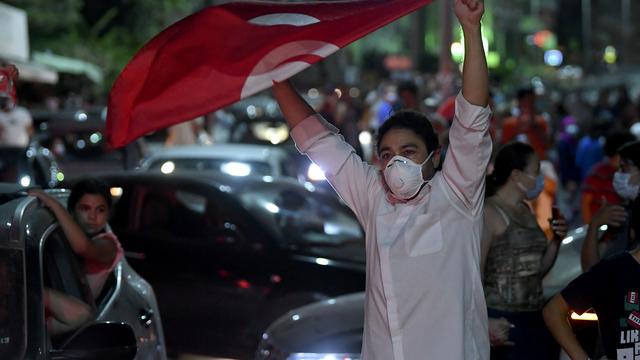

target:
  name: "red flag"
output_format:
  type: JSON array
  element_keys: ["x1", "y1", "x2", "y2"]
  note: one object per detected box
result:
[{"x1": 106, "y1": 0, "x2": 433, "y2": 147}]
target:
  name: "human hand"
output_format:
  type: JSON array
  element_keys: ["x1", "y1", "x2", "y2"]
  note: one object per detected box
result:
[
  {"x1": 592, "y1": 197, "x2": 627, "y2": 228},
  {"x1": 28, "y1": 189, "x2": 59, "y2": 209},
  {"x1": 454, "y1": 0, "x2": 484, "y2": 29},
  {"x1": 549, "y1": 216, "x2": 569, "y2": 240},
  {"x1": 488, "y1": 317, "x2": 515, "y2": 346}
]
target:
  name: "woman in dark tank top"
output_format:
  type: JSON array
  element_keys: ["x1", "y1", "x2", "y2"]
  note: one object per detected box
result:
[{"x1": 481, "y1": 142, "x2": 568, "y2": 360}]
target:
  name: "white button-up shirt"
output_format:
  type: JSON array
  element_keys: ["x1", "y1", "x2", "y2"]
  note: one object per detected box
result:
[{"x1": 290, "y1": 92, "x2": 492, "y2": 360}]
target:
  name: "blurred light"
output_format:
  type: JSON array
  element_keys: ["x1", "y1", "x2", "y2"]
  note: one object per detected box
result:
[
  {"x1": 561, "y1": 236, "x2": 574, "y2": 245},
  {"x1": 76, "y1": 139, "x2": 86, "y2": 149},
  {"x1": 42, "y1": 148, "x2": 50, "y2": 156},
  {"x1": 39, "y1": 122, "x2": 48, "y2": 131},
  {"x1": 571, "y1": 312, "x2": 598, "y2": 321},
  {"x1": 265, "y1": 202, "x2": 280, "y2": 214},
  {"x1": 56, "y1": 172, "x2": 65, "y2": 182},
  {"x1": 533, "y1": 30, "x2": 557, "y2": 50},
  {"x1": 262, "y1": 176, "x2": 274, "y2": 182},
  {"x1": 236, "y1": 279, "x2": 251, "y2": 289},
  {"x1": 20, "y1": 175, "x2": 31, "y2": 187},
  {"x1": 89, "y1": 132, "x2": 102, "y2": 144},
  {"x1": 247, "y1": 105, "x2": 258, "y2": 119},
  {"x1": 334, "y1": 88, "x2": 342, "y2": 99},
  {"x1": 324, "y1": 223, "x2": 340, "y2": 235},
  {"x1": 303, "y1": 182, "x2": 316, "y2": 192},
  {"x1": 308, "y1": 88, "x2": 320, "y2": 99},
  {"x1": 327, "y1": 299, "x2": 337, "y2": 305},
  {"x1": 451, "y1": 41, "x2": 464, "y2": 63},
  {"x1": 599, "y1": 225, "x2": 608, "y2": 232},
  {"x1": 291, "y1": 314, "x2": 300, "y2": 321},
  {"x1": 575, "y1": 227, "x2": 584, "y2": 234},
  {"x1": 75, "y1": 111, "x2": 88, "y2": 122},
  {"x1": 270, "y1": 274, "x2": 282, "y2": 283},
  {"x1": 219, "y1": 185, "x2": 231, "y2": 193},
  {"x1": 307, "y1": 163, "x2": 326, "y2": 181},
  {"x1": 26, "y1": 149, "x2": 35, "y2": 158},
  {"x1": 544, "y1": 49, "x2": 563, "y2": 67},
  {"x1": 315, "y1": 258, "x2": 330, "y2": 266},
  {"x1": 604, "y1": 46, "x2": 617, "y2": 64},
  {"x1": 630, "y1": 122, "x2": 640, "y2": 139},
  {"x1": 160, "y1": 161, "x2": 175, "y2": 175},
  {"x1": 487, "y1": 51, "x2": 501, "y2": 69},
  {"x1": 221, "y1": 162, "x2": 252, "y2": 177},
  {"x1": 110, "y1": 187, "x2": 123, "y2": 197},
  {"x1": 349, "y1": 87, "x2": 361, "y2": 98},
  {"x1": 359, "y1": 131, "x2": 372, "y2": 146}
]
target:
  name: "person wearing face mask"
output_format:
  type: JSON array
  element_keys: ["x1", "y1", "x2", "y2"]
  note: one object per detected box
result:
[
  {"x1": 272, "y1": 1, "x2": 491, "y2": 358},
  {"x1": 480, "y1": 142, "x2": 568, "y2": 360},
  {"x1": 581, "y1": 140, "x2": 640, "y2": 272}
]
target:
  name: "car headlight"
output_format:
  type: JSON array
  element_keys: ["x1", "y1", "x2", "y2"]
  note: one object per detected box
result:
[
  {"x1": 287, "y1": 354, "x2": 361, "y2": 360},
  {"x1": 307, "y1": 163, "x2": 326, "y2": 181},
  {"x1": 19, "y1": 175, "x2": 31, "y2": 187}
]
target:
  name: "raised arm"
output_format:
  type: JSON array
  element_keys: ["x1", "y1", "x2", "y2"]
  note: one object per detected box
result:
[
  {"x1": 543, "y1": 295, "x2": 589, "y2": 360},
  {"x1": 580, "y1": 199, "x2": 628, "y2": 271},
  {"x1": 272, "y1": 80, "x2": 316, "y2": 129},
  {"x1": 456, "y1": 0, "x2": 488, "y2": 107},
  {"x1": 272, "y1": 80, "x2": 380, "y2": 228}
]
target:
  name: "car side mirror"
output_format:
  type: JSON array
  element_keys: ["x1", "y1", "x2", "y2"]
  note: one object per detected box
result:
[{"x1": 49, "y1": 322, "x2": 137, "y2": 360}]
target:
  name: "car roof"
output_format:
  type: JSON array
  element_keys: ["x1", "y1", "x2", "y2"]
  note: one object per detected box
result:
[
  {"x1": 146, "y1": 144, "x2": 288, "y2": 163},
  {"x1": 73, "y1": 170, "x2": 313, "y2": 196}
]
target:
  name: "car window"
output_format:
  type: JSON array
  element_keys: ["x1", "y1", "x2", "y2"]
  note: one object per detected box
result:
[
  {"x1": 148, "y1": 158, "x2": 273, "y2": 177},
  {"x1": 0, "y1": 249, "x2": 26, "y2": 359},
  {"x1": 239, "y1": 188, "x2": 364, "y2": 250}
]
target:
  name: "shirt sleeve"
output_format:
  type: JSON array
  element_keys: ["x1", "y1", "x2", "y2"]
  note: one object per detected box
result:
[
  {"x1": 560, "y1": 265, "x2": 603, "y2": 315},
  {"x1": 442, "y1": 92, "x2": 493, "y2": 216},
  {"x1": 290, "y1": 114, "x2": 381, "y2": 229}
]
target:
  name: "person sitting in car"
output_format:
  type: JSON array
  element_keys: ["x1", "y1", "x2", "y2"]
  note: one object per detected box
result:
[{"x1": 31, "y1": 179, "x2": 124, "y2": 335}]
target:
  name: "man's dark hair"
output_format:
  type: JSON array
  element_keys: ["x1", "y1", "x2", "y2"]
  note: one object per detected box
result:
[
  {"x1": 618, "y1": 140, "x2": 640, "y2": 168},
  {"x1": 68, "y1": 178, "x2": 112, "y2": 212},
  {"x1": 604, "y1": 131, "x2": 635, "y2": 157},
  {"x1": 375, "y1": 110, "x2": 439, "y2": 154}
]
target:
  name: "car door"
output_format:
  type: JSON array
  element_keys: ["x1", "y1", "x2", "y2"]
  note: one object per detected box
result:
[{"x1": 108, "y1": 179, "x2": 273, "y2": 357}]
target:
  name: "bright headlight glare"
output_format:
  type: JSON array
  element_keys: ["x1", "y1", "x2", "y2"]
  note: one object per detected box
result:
[
  {"x1": 221, "y1": 162, "x2": 252, "y2": 177},
  {"x1": 287, "y1": 353, "x2": 361, "y2": 360},
  {"x1": 20, "y1": 175, "x2": 32, "y2": 187},
  {"x1": 307, "y1": 163, "x2": 326, "y2": 181}
]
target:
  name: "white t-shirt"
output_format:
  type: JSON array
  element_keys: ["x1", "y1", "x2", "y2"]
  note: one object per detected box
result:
[{"x1": 0, "y1": 106, "x2": 32, "y2": 147}]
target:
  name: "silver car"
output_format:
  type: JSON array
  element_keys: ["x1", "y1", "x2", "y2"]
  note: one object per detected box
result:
[
  {"x1": 0, "y1": 185, "x2": 167, "y2": 359},
  {"x1": 256, "y1": 226, "x2": 597, "y2": 360}
]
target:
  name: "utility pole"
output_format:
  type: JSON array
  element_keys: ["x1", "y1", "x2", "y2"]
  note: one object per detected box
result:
[{"x1": 438, "y1": 0, "x2": 454, "y2": 97}]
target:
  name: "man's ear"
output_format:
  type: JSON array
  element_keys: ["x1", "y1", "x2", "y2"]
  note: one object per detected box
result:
[{"x1": 433, "y1": 147, "x2": 443, "y2": 168}]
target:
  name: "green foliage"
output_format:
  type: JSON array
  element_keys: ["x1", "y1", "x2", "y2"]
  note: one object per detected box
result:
[{"x1": 5, "y1": 0, "x2": 199, "y2": 98}]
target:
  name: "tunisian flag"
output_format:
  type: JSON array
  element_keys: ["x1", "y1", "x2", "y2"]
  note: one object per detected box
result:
[{"x1": 106, "y1": 0, "x2": 433, "y2": 147}]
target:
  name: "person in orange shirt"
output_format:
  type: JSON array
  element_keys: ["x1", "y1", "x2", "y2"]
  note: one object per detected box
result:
[{"x1": 501, "y1": 88, "x2": 550, "y2": 160}]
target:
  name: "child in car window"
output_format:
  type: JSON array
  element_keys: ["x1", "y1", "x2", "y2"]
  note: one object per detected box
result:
[
  {"x1": 31, "y1": 179, "x2": 125, "y2": 336},
  {"x1": 30, "y1": 178, "x2": 124, "y2": 299}
]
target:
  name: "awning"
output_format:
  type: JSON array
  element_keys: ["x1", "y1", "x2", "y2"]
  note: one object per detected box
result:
[
  {"x1": 14, "y1": 61, "x2": 58, "y2": 84},
  {"x1": 33, "y1": 51, "x2": 103, "y2": 84}
]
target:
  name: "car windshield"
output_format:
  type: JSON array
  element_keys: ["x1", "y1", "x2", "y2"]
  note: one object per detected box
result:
[
  {"x1": 148, "y1": 158, "x2": 273, "y2": 177},
  {"x1": 239, "y1": 187, "x2": 365, "y2": 262}
]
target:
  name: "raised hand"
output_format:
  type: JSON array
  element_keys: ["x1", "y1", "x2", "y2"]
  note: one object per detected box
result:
[
  {"x1": 592, "y1": 197, "x2": 628, "y2": 228},
  {"x1": 454, "y1": 0, "x2": 484, "y2": 28}
]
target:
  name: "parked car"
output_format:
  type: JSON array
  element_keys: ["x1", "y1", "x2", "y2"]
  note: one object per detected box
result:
[
  {"x1": 0, "y1": 143, "x2": 63, "y2": 188},
  {"x1": 139, "y1": 143, "x2": 332, "y2": 190},
  {"x1": 256, "y1": 226, "x2": 600, "y2": 360},
  {"x1": 72, "y1": 171, "x2": 366, "y2": 359},
  {"x1": 0, "y1": 184, "x2": 167, "y2": 360}
]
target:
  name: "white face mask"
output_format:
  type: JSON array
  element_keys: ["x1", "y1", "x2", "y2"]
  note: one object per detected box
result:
[
  {"x1": 613, "y1": 171, "x2": 640, "y2": 200},
  {"x1": 383, "y1": 152, "x2": 433, "y2": 200}
]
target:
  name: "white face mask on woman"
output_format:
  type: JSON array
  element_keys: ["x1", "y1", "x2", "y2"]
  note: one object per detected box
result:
[
  {"x1": 383, "y1": 152, "x2": 433, "y2": 200},
  {"x1": 613, "y1": 171, "x2": 640, "y2": 200}
]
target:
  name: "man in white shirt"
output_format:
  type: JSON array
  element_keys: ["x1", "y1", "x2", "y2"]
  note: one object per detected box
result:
[
  {"x1": 0, "y1": 95, "x2": 33, "y2": 148},
  {"x1": 272, "y1": 1, "x2": 491, "y2": 358}
]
